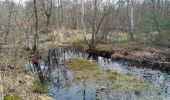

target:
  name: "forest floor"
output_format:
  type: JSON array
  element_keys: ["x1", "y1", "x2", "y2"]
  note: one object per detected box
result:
[
  {"x1": 88, "y1": 42, "x2": 170, "y2": 70},
  {"x1": 2, "y1": 67, "x2": 53, "y2": 100},
  {"x1": 1, "y1": 29, "x2": 170, "y2": 100},
  {"x1": 0, "y1": 50, "x2": 53, "y2": 100}
]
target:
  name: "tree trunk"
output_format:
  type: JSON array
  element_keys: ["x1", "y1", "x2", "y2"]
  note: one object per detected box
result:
[
  {"x1": 41, "y1": 0, "x2": 52, "y2": 32},
  {"x1": 32, "y1": 0, "x2": 38, "y2": 52},
  {"x1": 81, "y1": 0, "x2": 89, "y2": 44},
  {"x1": 129, "y1": 0, "x2": 134, "y2": 41},
  {"x1": 91, "y1": 0, "x2": 97, "y2": 49},
  {"x1": 32, "y1": 60, "x2": 44, "y2": 83},
  {"x1": 5, "y1": 11, "x2": 12, "y2": 42},
  {"x1": 4, "y1": 0, "x2": 14, "y2": 42},
  {"x1": 59, "y1": 0, "x2": 63, "y2": 28},
  {"x1": 46, "y1": 15, "x2": 50, "y2": 32}
]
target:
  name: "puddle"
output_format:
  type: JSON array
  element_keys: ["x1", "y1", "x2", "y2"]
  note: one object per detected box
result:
[{"x1": 27, "y1": 46, "x2": 170, "y2": 100}]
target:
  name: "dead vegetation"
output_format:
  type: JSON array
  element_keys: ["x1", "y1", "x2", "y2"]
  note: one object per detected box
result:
[
  {"x1": 0, "y1": 46, "x2": 52, "y2": 100},
  {"x1": 89, "y1": 42, "x2": 170, "y2": 69},
  {"x1": 2, "y1": 67, "x2": 53, "y2": 100}
]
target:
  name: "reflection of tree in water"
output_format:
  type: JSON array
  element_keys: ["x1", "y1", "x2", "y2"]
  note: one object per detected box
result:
[{"x1": 28, "y1": 46, "x2": 170, "y2": 100}]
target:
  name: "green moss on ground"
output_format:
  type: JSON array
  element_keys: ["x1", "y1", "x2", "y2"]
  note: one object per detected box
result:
[
  {"x1": 49, "y1": 43, "x2": 59, "y2": 49},
  {"x1": 65, "y1": 58, "x2": 102, "y2": 81},
  {"x1": 106, "y1": 69, "x2": 142, "y2": 94},
  {"x1": 32, "y1": 80, "x2": 48, "y2": 94},
  {"x1": 65, "y1": 58, "x2": 142, "y2": 94},
  {"x1": 4, "y1": 94, "x2": 20, "y2": 100}
]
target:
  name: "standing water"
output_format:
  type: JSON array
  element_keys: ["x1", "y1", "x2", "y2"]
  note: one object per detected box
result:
[{"x1": 27, "y1": 46, "x2": 170, "y2": 100}]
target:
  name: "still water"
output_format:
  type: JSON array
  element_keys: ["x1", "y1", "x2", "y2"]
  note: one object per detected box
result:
[{"x1": 27, "y1": 46, "x2": 170, "y2": 100}]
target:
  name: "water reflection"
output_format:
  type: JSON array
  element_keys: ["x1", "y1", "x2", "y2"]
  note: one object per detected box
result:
[{"x1": 27, "y1": 46, "x2": 170, "y2": 100}]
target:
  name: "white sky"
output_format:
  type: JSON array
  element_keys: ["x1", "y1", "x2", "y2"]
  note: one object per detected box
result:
[
  {"x1": 14, "y1": 0, "x2": 26, "y2": 3},
  {"x1": 0, "y1": 0, "x2": 28, "y2": 3}
]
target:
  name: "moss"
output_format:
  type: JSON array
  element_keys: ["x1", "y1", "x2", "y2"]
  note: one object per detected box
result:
[
  {"x1": 106, "y1": 69, "x2": 117, "y2": 81},
  {"x1": 49, "y1": 43, "x2": 59, "y2": 49},
  {"x1": 106, "y1": 69, "x2": 142, "y2": 93},
  {"x1": 71, "y1": 38, "x2": 84, "y2": 50},
  {"x1": 20, "y1": 42, "x2": 31, "y2": 55},
  {"x1": 65, "y1": 58, "x2": 142, "y2": 93},
  {"x1": 114, "y1": 34, "x2": 129, "y2": 42},
  {"x1": 163, "y1": 73, "x2": 168, "y2": 80},
  {"x1": 64, "y1": 38, "x2": 84, "y2": 50},
  {"x1": 4, "y1": 94, "x2": 20, "y2": 100},
  {"x1": 65, "y1": 58, "x2": 102, "y2": 81},
  {"x1": 22, "y1": 68, "x2": 29, "y2": 74},
  {"x1": 96, "y1": 86, "x2": 107, "y2": 91},
  {"x1": 32, "y1": 80, "x2": 48, "y2": 94}
]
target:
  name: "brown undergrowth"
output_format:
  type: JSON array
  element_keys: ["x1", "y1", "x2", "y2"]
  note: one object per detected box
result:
[{"x1": 87, "y1": 42, "x2": 170, "y2": 69}]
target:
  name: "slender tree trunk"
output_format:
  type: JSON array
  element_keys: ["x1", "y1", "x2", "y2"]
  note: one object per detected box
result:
[
  {"x1": 165, "y1": 0, "x2": 168, "y2": 13},
  {"x1": 46, "y1": 15, "x2": 50, "y2": 32},
  {"x1": 157, "y1": 0, "x2": 161, "y2": 16},
  {"x1": 32, "y1": 60, "x2": 44, "y2": 83},
  {"x1": 5, "y1": 11, "x2": 12, "y2": 42},
  {"x1": 91, "y1": 0, "x2": 97, "y2": 49},
  {"x1": 151, "y1": 0, "x2": 161, "y2": 34},
  {"x1": 59, "y1": 0, "x2": 63, "y2": 28},
  {"x1": 33, "y1": 0, "x2": 38, "y2": 52},
  {"x1": 41, "y1": 0, "x2": 52, "y2": 32},
  {"x1": 32, "y1": 0, "x2": 45, "y2": 83},
  {"x1": 81, "y1": 0, "x2": 89, "y2": 44},
  {"x1": 4, "y1": 0, "x2": 14, "y2": 42},
  {"x1": 129, "y1": 0, "x2": 134, "y2": 41}
]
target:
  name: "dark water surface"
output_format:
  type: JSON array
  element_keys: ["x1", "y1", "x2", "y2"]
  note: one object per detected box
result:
[{"x1": 27, "y1": 46, "x2": 170, "y2": 100}]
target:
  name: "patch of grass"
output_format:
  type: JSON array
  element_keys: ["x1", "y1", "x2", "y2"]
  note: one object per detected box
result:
[
  {"x1": 32, "y1": 80, "x2": 47, "y2": 94},
  {"x1": 64, "y1": 38, "x2": 84, "y2": 50},
  {"x1": 49, "y1": 43, "x2": 59, "y2": 49},
  {"x1": 72, "y1": 38, "x2": 81, "y2": 46},
  {"x1": 114, "y1": 34, "x2": 129, "y2": 42},
  {"x1": 163, "y1": 73, "x2": 168, "y2": 80},
  {"x1": 21, "y1": 44, "x2": 30, "y2": 51},
  {"x1": 71, "y1": 38, "x2": 84, "y2": 50},
  {"x1": 106, "y1": 69, "x2": 142, "y2": 93},
  {"x1": 20, "y1": 42, "x2": 30, "y2": 54},
  {"x1": 22, "y1": 68, "x2": 29, "y2": 74},
  {"x1": 4, "y1": 94, "x2": 20, "y2": 100},
  {"x1": 65, "y1": 58, "x2": 102, "y2": 81}
]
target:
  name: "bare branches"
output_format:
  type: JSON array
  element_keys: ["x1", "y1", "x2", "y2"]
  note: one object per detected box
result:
[
  {"x1": 4, "y1": 0, "x2": 14, "y2": 42},
  {"x1": 41, "y1": 0, "x2": 53, "y2": 32}
]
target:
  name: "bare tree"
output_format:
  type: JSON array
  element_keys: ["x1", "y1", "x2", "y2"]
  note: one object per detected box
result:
[
  {"x1": 41, "y1": 0, "x2": 53, "y2": 32},
  {"x1": 89, "y1": 0, "x2": 125, "y2": 50},
  {"x1": 4, "y1": 0, "x2": 14, "y2": 42},
  {"x1": 129, "y1": 0, "x2": 134, "y2": 40},
  {"x1": 90, "y1": 0, "x2": 97, "y2": 50},
  {"x1": 32, "y1": 0, "x2": 38, "y2": 52},
  {"x1": 81, "y1": 0, "x2": 89, "y2": 44},
  {"x1": 59, "y1": 0, "x2": 63, "y2": 28}
]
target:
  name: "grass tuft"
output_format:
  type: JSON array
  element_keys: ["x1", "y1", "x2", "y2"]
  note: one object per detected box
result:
[
  {"x1": 32, "y1": 80, "x2": 47, "y2": 94},
  {"x1": 4, "y1": 94, "x2": 20, "y2": 100},
  {"x1": 65, "y1": 58, "x2": 101, "y2": 81},
  {"x1": 106, "y1": 69, "x2": 142, "y2": 93},
  {"x1": 49, "y1": 43, "x2": 59, "y2": 49}
]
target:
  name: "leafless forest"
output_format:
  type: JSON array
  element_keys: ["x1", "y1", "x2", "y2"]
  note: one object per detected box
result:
[{"x1": 0, "y1": 0, "x2": 170, "y2": 100}]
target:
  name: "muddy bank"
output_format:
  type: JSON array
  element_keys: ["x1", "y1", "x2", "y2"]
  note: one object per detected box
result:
[{"x1": 86, "y1": 42, "x2": 170, "y2": 71}]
